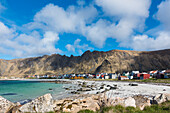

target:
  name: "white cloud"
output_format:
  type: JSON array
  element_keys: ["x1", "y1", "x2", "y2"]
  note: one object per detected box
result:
[
  {"x1": 78, "y1": 0, "x2": 151, "y2": 48},
  {"x1": 95, "y1": 0, "x2": 151, "y2": 43},
  {"x1": 95, "y1": 0, "x2": 150, "y2": 17},
  {"x1": 78, "y1": 50, "x2": 83, "y2": 55},
  {"x1": 82, "y1": 19, "x2": 114, "y2": 48},
  {"x1": 0, "y1": 22, "x2": 14, "y2": 38},
  {"x1": 42, "y1": 31, "x2": 59, "y2": 47},
  {"x1": 65, "y1": 39, "x2": 93, "y2": 55},
  {"x1": 0, "y1": 3, "x2": 5, "y2": 13},
  {"x1": 66, "y1": 44, "x2": 75, "y2": 52},
  {"x1": 77, "y1": 0, "x2": 85, "y2": 6},
  {"x1": 156, "y1": 0, "x2": 170, "y2": 31},
  {"x1": 26, "y1": 3, "x2": 97, "y2": 33},
  {"x1": 0, "y1": 22, "x2": 62, "y2": 57},
  {"x1": 130, "y1": 0, "x2": 170, "y2": 51},
  {"x1": 24, "y1": 3, "x2": 102, "y2": 48},
  {"x1": 131, "y1": 32, "x2": 170, "y2": 50},
  {"x1": 24, "y1": 1, "x2": 151, "y2": 49}
]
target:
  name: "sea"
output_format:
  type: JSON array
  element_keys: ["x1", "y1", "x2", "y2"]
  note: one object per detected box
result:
[{"x1": 0, "y1": 80, "x2": 67, "y2": 104}]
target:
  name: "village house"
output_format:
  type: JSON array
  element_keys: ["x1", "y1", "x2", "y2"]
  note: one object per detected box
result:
[
  {"x1": 86, "y1": 74, "x2": 94, "y2": 79},
  {"x1": 118, "y1": 76, "x2": 129, "y2": 80},
  {"x1": 100, "y1": 74, "x2": 105, "y2": 79},
  {"x1": 104, "y1": 74, "x2": 110, "y2": 79},
  {"x1": 164, "y1": 69, "x2": 170, "y2": 78},
  {"x1": 109, "y1": 73, "x2": 118, "y2": 79},
  {"x1": 95, "y1": 73, "x2": 107, "y2": 79},
  {"x1": 95, "y1": 73, "x2": 101, "y2": 79},
  {"x1": 101, "y1": 73, "x2": 108, "y2": 79},
  {"x1": 35, "y1": 75, "x2": 39, "y2": 79},
  {"x1": 149, "y1": 70, "x2": 158, "y2": 78},
  {"x1": 155, "y1": 70, "x2": 165, "y2": 79},
  {"x1": 70, "y1": 74, "x2": 85, "y2": 79},
  {"x1": 133, "y1": 73, "x2": 150, "y2": 80},
  {"x1": 123, "y1": 72, "x2": 130, "y2": 76},
  {"x1": 129, "y1": 71, "x2": 139, "y2": 79}
]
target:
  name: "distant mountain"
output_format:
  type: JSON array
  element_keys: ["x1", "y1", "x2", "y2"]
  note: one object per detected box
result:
[{"x1": 0, "y1": 49, "x2": 170, "y2": 77}]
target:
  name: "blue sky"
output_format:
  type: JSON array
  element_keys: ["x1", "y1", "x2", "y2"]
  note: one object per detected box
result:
[{"x1": 0, "y1": 0, "x2": 170, "y2": 59}]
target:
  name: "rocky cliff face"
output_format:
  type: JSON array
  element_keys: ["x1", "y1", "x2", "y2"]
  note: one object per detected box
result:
[{"x1": 0, "y1": 49, "x2": 170, "y2": 77}]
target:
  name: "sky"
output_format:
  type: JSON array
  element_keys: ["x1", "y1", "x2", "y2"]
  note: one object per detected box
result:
[{"x1": 0, "y1": 0, "x2": 170, "y2": 59}]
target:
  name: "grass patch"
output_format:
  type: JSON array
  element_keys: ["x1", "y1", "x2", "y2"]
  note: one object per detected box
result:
[
  {"x1": 76, "y1": 101, "x2": 170, "y2": 113},
  {"x1": 88, "y1": 78, "x2": 170, "y2": 84},
  {"x1": 46, "y1": 101, "x2": 170, "y2": 113},
  {"x1": 78, "y1": 109, "x2": 95, "y2": 113}
]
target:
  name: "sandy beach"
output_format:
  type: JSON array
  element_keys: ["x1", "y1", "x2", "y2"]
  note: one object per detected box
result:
[
  {"x1": 1, "y1": 79, "x2": 170, "y2": 113},
  {"x1": 1, "y1": 79, "x2": 170, "y2": 99},
  {"x1": 58, "y1": 79, "x2": 170, "y2": 99}
]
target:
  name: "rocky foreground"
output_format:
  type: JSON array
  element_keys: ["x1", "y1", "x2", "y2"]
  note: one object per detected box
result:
[
  {"x1": 0, "y1": 80, "x2": 170, "y2": 113},
  {"x1": 0, "y1": 92, "x2": 170, "y2": 113}
]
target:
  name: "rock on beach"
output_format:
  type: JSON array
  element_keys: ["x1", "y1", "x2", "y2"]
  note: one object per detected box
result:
[
  {"x1": 0, "y1": 96, "x2": 14, "y2": 112},
  {"x1": 17, "y1": 93, "x2": 54, "y2": 113}
]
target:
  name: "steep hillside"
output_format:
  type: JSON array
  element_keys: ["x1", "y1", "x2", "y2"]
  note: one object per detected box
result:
[{"x1": 0, "y1": 49, "x2": 170, "y2": 77}]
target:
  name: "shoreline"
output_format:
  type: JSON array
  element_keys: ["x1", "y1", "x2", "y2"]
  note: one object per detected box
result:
[
  {"x1": 1, "y1": 79, "x2": 170, "y2": 101},
  {"x1": 0, "y1": 79, "x2": 170, "y2": 112},
  {"x1": 0, "y1": 78, "x2": 170, "y2": 85}
]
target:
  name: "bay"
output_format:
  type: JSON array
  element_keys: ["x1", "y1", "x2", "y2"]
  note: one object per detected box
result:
[{"x1": 0, "y1": 80, "x2": 65, "y2": 103}]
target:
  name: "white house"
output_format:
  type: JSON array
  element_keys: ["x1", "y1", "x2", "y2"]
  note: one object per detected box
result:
[{"x1": 129, "y1": 71, "x2": 140, "y2": 79}]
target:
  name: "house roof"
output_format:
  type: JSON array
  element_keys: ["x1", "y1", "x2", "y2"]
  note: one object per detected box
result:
[
  {"x1": 150, "y1": 70, "x2": 158, "y2": 74},
  {"x1": 165, "y1": 69, "x2": 170, "y2": 73},
  {"x1": 120, "y1": 76, "x2": 128, "y2": 78}
]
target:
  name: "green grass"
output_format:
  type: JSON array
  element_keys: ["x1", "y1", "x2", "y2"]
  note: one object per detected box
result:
[
  {"x1": 75, "y1": 101, "x2": 170, "y2": 113},
  {"x1": 140, "y1": 78, "x2": 170, "y2": 83},
  {"x1": 78, "y1": 109, "x2": 95, "y2": 113},
  {"x1": 87, "y1": 78, "x2": 170, "y2": 84},
  {"x1": 46, "y1": 101, "x2": 170, "y2": 113}
]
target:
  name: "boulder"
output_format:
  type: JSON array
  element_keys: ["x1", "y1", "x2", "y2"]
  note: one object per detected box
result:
[
  {"x1": 82, "y1": 97, "x2": 100, "y2": 111},
  {"x1": 152, "y1": 94, "x2": 167, "y2": 104},
  {"x1": 100, "y1": 86, "x2": 104, "y2": 89},
  {"x1": 7, "y1": 102, "x2": 21, "y2": 113},
  {"x1": 82, "y1": 82, "x2": 87, "y2": 85},
  {"x1": 129, "y1": 83, "x2": 138, "y2": 86},
  {"x1": 124, "y1": 97, "x2": 136, "y2": 107},
  {"x1": 65, "y1": 88, "x2": 70, "y2": 90},
  {"x1": 164, "y1": 93, "x2": 170, "y2": 101},
  {"x1": 80, "y1": 88, "x2": 91, "y2": 91},
  {"x1": 59, "y1": 96, "x2": 100, "y2": 113},
  {"x1": 107, "y1": 85, "x2": 111, "y2": 87},
  {"x1": 48, "y1": 88, "x2": 53, "y2": 90},
  {"x1": 110, "y1": 86, "x2": 117, "y2": 90},
  {"x1": 113, "y1": 84, "x2": 117, "y2": 87},
  {"x1": 133, "y1": 95, "x2": 151, "y2": 110},
  {"x1": 0, "y1": 96, "x2": 14, "y2": 113},
  {"x1": 77, "y1": 88, "x2": 83, "y2": 91},
  {"x1": 91, "y1": 95, "x2": 100, "y2": 100},
  {"x1": 96, "y1": 92, "x2": 100, "y2": 94},
  {"x1": 110, "y1": 97, "x2": 136, "y2": 108},
  {"x1": 111, "y1": 97, "x2": 125, "y2": 106},
  {"x1": 53, "y1": 99, "x2": 64, "y2": 106},
  {"x1": 18, "y1": 93, "x2": 54, "y2": 113},
  {"x1": 71, "y1": 91, "x2": 80, "y2": 94}
]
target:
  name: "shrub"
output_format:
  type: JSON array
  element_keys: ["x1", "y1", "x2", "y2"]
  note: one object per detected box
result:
[{"x1": 78, "y1": 109, "x2": 95, "y2": 113}]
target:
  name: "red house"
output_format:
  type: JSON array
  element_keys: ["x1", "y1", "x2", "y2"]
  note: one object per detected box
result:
[
  {"x1": 140, "y1": 73, "x2": 150, "y2": 79},
  {"x1": 134, "y1": 73, "x2": 150, "y2": 79}
]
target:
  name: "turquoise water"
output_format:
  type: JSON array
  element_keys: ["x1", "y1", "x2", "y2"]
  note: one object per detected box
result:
[{"x1": 0, "y1": 80, "x2": 65, "y2": 103}]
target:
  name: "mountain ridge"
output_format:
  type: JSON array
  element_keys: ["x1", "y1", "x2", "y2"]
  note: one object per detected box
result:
[{"x1": 0, "y1": 49, "x2": 170, "y2": 77}]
